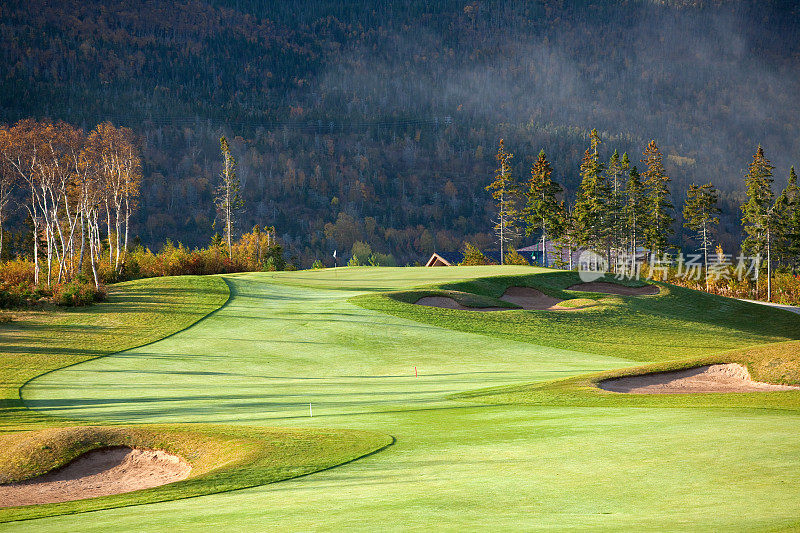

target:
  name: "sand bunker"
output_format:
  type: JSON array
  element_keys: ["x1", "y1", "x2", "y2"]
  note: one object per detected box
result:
[
  {"x1": 0, "y1": 447, "x2": 191, "y2": 507},
  {"x1": 498, "y1": 286, "x2": 564, "y2": 310},
  {"x1": 415, "y1": 287, "x2": 570, "y2": 312},
  {"x1": 568, "y1": 281, "x2": 659, "y2": 296},
  {"x1": 413, "y1": 287, "x2": 600, "y2": 312},
  {"x1": 599, "y1": 363, "x2": 800, "y2": 394}
]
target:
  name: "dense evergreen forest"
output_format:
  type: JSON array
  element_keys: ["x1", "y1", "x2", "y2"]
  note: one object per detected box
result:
[{"x1": 1, "y1": 0, "x2": 799, "y2": 266}]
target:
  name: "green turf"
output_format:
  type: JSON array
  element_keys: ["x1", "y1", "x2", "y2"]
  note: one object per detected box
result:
[
  {"x1": 0, "y1": 274, "x2": 389, "y2": 522},
  {"x1": 7, "y1": 266, "x2": 800, "y2": 531},
  {"x1": 0, "y1": 275, "x2": 230, "y2": 431},
  {"x1": 0, "y1": 424, "x2": 390, "y2": 522},
  {"x1": 354, "y1": 271, "x2": 800, "y2": 361}
]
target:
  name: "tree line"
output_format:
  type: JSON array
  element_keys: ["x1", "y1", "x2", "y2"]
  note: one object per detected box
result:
[
  {"x1": 3, "y1": 1, "x2": 800, "y2": 266},
  {"x1": 485, "y1": 131, "x2": 800, "y2": 295},
  {"x1": 0, "y1": 118, "x2": 293, "y2": 304}
]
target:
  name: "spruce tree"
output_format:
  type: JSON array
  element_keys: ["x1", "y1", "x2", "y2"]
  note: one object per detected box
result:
[
  {"x1": 741, "y1": 145, "x2": 776, "y2": 298},
  {"x1": 641, "y1": 140, "x2": 673, "y2": 256},
  {"x1": 774, "y1": 166, "x2": 800, "y2": 272},
  {"x1": 523, "y1": 150, "x2": 563, "y2": 267},
  {"x1": 605, "y1": 149, "x2": 625, "y2": 266},
  {"x1": 573, "y1": 129, "x2": 609, "y2": 256},
  {"x1": 683, "y1": 183, "x2": 721, "y2": 291},
  {"x1": 554, "y1": 201, "x2": 577, "y2": 269},
  {"x1": 485, "y1": 139, "x2": 519, "y2": 264},
  {"x1": 624, "y1": 165, "x2": 646, "y2": 260}
]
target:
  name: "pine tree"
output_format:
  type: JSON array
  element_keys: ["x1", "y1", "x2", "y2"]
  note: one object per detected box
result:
[
  {"x1": 485, "y1": 139, "x2": 518, "y2": 264},
  {"x1": 554, "y1": 201, "x2": 577, "y2": 269},
  {"x1": 215, "y1": 136, "x2": 243, "y2": 258},
  {"x1": 573, "y1": 129, "x2": 609, "y2": 256},
  {"x1": 641, "y1": 140, "x2": 673, "y2": 256},
  {"x1": 522, "y1": 150, "x2": 562, "y2": 267},
  {"x1": 741, "y1": 145, "x2": 776, "y2": 299},
  {"x1": 683, "y1": 183, "x2": 720, "y2": 291},
  {"x1": 774, "y1": 166, "x2": 800, "y2": 272},
  {"x1": 624, "y1": 165, "x2": 646, "y2": 260},
  {"x1": 620, "y1": 152, "x2": 631, "y2": 173},
  {"x1": 605, "y1": 149, "x2": 625, "y2": 266}
]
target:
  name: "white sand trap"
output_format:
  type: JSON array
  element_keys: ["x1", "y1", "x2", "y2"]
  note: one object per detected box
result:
[
  {"x1": 0, "y1": 447, "x2": 191, "y2": 507},
  {"x1": 568, "y1": 281, "x2": 659, "y2": 296},
  {"x1": 499, "y1": 286, "x2": 564, "y2": 310},
  {"x1": 599, "y1": 363, "x2": 800, "y2": 394},
  {"x1": 414, "y1": 296, "x2": 506, "y2": 311}
]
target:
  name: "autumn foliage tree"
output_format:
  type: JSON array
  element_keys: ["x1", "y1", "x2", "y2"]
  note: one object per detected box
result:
[{"x1": 0, "y1": 119, "x2": 141, "y2": 288}]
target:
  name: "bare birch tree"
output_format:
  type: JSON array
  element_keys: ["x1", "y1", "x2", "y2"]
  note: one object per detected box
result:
[{"x1": 215, "y1": 136, "x2": 243, "y2": 257}]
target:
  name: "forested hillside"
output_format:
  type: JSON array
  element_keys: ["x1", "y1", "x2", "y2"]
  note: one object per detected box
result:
[{"x1": 2, "y1": 0, "x2": 799, "y2": 266}]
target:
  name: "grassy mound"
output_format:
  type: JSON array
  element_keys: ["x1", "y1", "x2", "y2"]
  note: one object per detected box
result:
[
  {"x1": 388, "y1": 289, "x2": 517, "y2": 309},
  {"x1": 552, "y1": 298, "x2": 598, "y2": 309},
  {"x1": 354, "y1": 271, "x2": 800, "y2": 361},
  {"x1": 454, "y1": 340, "x2": 800, "y2": 410},
  {"x1": 0, "y1": 425, "x2": 391, "y2": 522}
]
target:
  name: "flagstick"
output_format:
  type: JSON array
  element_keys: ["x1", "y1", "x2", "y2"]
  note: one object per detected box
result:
[{"x1": 309, "y1": 402, "x2": 313, "y2": 417}]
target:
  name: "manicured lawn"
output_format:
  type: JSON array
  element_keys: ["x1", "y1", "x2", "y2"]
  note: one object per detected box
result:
[
  {"x1": 355, "y1": 270, "x2": 800, "y2": 361},
  {"x1": 0, "y1": 274, "x2": 389, "y2": 522},
  {"x1": 8, "y1": 266, "x2": 800, "y2": 530},
  {"x1": 0, "y1": 275, "x2": 230, "y2": 431}
]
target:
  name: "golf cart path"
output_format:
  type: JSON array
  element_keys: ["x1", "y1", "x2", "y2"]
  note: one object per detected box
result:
[{"x1": 739, "y1": 299, "x2": 800, "y2": 315}]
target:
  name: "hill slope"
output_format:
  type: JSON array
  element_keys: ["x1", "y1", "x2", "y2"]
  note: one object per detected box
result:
[{"x1": 2, "y1": 1, "x2": 800, "y2": 263}]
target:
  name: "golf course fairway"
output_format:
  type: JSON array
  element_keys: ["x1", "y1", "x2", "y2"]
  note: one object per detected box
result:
[{"x1": 6, "y1": 266, "x2": 800, "y2": 531}]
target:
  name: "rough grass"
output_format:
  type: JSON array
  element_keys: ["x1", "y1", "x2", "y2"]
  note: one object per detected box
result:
[
  {"x1": 0, "y1": 275, "x2": 231, "y2": 431},
  {"x1": 0, "y1": 425, "x2": 390, "y2": 522},
  {"x1": 353, "y1": 271, "x2": 800, "y2": 362}
]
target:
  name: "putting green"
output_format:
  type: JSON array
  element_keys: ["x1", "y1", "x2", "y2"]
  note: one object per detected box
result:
[{"x1": 13, "y1": 267, "x2": 800, "y2": 531}]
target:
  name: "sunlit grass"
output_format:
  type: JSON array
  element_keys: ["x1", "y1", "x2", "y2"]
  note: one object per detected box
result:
[
  {"x1": 0, "y1": 276, "x2": 230, "y2": 431},
  {"x1": 0, "y1": 425, "x2": 390, "y2": 522},
  {"x1": 354, "y1": 271, "x2": 800, "y2": 361},
  {"x1": 0, "y1": 274, "x2": 390, "y2": 522}
]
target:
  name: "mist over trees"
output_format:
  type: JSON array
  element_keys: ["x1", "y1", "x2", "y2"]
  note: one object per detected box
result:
[{"x1": 1, "y1": 0, "x2": 799, "y2": 265}]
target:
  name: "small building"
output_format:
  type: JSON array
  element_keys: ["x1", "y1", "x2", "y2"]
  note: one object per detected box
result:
[
  {"x1": 425, "y1": 251, "x2": 504, "y2": 266},
  {"x1": 425, "y1": 252, "x2": 463, "y2": 266},
  {"x1": 517, "y1": 241, "x2": 574, "y2": 267}
]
